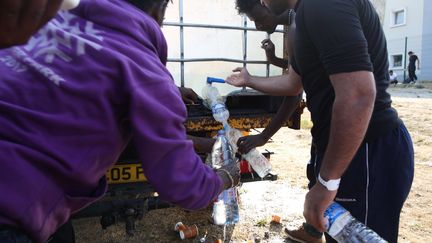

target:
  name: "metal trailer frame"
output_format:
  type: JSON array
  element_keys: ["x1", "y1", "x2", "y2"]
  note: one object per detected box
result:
[{"x1": 164, "y1": 0, "x2": 286, "y2": 87}]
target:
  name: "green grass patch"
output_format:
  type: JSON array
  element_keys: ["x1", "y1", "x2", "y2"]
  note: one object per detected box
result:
[
  {"x1": 256, "y1": 219, "x2": 267, "y2": 227},
  {"x1": 301, "y1": 119, "x2": 313, "y2": 129}
]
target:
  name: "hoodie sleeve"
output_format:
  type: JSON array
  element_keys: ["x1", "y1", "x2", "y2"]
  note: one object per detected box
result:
[{"x1": 123, "y1": 26, "x2": 222, "y2": 210}]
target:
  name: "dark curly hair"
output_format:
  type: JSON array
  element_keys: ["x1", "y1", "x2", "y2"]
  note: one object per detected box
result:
[
  {"x1": 128, "y1": 0, "x2": 171, "y2": 12},
  {"x1": 236, "y1": 0, "x2": 261, "y2": 14}
]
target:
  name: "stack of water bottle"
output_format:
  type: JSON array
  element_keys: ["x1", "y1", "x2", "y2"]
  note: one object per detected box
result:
[
  {"x1": 210, "y1": 129, "x2": 239, "y2": 225},
  {"x1": 202, "y1": 77, "x2": 275, "y2": 225},
  {"x1": 202, "y1": 77, "x2": 272, "y2": 178},
  {"x1": 201, "y1": 77, "x2": 237, "y2": 225}
]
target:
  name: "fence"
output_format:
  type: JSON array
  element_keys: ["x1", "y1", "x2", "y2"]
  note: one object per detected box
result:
[{"x1": 162, "y1": 0, "x2": 286, "y2": 95}]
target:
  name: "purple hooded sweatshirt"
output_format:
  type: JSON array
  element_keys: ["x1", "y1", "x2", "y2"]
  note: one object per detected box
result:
[{"x1": 0, "y1": 0, "x2": 222, "y2": 242}]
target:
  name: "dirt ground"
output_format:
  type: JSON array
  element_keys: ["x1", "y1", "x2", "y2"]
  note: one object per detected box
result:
[{"x1": 73, "y1": 84, "x2": 432, "y2": 243}]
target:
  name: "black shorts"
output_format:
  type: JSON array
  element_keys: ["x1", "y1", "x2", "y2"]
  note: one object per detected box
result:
[{"x1": 307, "y1": 123, "x2": 414, "y2": 243}]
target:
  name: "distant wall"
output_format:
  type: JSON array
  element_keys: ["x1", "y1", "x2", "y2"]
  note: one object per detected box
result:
[{"x1": 420, "y1": 1, "x2": 432, "y2": 81}]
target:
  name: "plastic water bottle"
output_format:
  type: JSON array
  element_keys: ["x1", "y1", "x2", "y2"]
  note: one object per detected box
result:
[
  {"x1": 202, "y1": 77, "x2": 230, "y2": 126},
  {"x1": 211, "y1": 129, "x2": 239, "y2": 225},
  {"x1": 212, "y1": 201, "x2": 226, "y2": 225},
  {"x1": 325, "y1": 202, "x2": 387, "y2": 243},
  {"x1": 201, "y1": 77, "x2": 273, "y2": 178},
  {"x1": 217, "y1": 187, "x2": 239, "y2": 225},
  {"x1": 211, "y1": 130, "x2": 234, "y2": 169},
  {"x1": 241, "y1": 149, "x2": 272, "y2": 178},
  {"x1": 225, "y1": 127, "x2": 272, "y2": 178}
]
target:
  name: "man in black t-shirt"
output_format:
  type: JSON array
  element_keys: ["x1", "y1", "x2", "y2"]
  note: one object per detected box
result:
[
  {"x1": 226, "y1": 0, "x2": 414, "y2": 242},
  {"x1": 408, "y1": 51, "x2": 420, "y2": 83}
]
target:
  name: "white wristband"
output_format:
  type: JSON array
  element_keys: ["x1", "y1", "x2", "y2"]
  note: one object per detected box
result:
[{"x1": 318, "y1": 174, "x2": 340, "y2": 191}]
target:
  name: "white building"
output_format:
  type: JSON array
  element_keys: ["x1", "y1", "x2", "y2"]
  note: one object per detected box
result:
[{"x1": 383, "y1": 0, "x2": 432, "y2": 81}]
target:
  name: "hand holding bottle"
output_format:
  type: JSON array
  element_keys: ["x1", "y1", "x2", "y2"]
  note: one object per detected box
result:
[
  {"x1": 304, "y1": 182, "x2": 337, "y2": 232},
  {"x1": 216, "y1": 162, "x2": 240, "y2": 191},
  {"x1": 237, "y1": 134, "x2": 270, "y2": 154}
]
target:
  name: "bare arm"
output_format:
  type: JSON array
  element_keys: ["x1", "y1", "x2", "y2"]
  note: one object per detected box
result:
[
  {"x1": 319, "y1": 71, "x2": 376, "y2": 181},
  {"x1": 0, "y1": 0, "x2": 62, "y2": 48},
  {"x1": 304, "y1": 71, "x2": 376, "y2": 232},
  {"x1": 226, "y1": 65, "x2": 303, "y2": 96},
  {"x1": 187, "y1": 135, "x2": 215, "y2": 153},
  {"x1": 261, "y1": 95, "x2": 301, "y2": 139},
  {"x1": 237, "y1": 95, "x2": 301, "y2": 153},
  {"x1": 269, "y1": 56, "x2": 289, "y2": 69},
  {"x1": 261, "y1": 39, "x2": 289, "y2": 69}
]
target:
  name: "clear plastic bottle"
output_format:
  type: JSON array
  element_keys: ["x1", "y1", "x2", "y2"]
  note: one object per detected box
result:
[
  {"x1": 201, "y1": 78, "x2": 230, "y2": 126},
  {"x1": 212, "y1": 200, "x2": 226, "y2": 225},
  {"x1": 241, "y1": 149, "x2": 272, "y2": 178},
  {"x1": 325, "y1": 202, "x2": 387, "y2": 243},
  {"x1": 211, "y1": 130, "x2": 234, "y2": 169},
  {"x1": 217, "y1": 187, "x2": 239, "y2": 225},
  {"x1": 211, "y1": 129, "x2": 240, "y2": 225},
  {"x1": 225, "y1": 127, "x2": 272, "y2": 178}
]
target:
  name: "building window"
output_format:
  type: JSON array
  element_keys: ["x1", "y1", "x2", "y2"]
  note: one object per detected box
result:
[
  {"x1": 392, "y1": 8, "x2": 406, "y2": 27},
  {"x1": 392, "y1": 54, "x2": 403, "y2": 68}
]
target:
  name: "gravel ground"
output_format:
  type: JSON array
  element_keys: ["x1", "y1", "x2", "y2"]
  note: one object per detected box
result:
[{"x1": 74, "y1": 85, "x2": 432, "y2": 243}]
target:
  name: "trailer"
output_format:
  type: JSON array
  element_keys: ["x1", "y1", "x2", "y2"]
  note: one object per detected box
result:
[{"x1": 72, "y1": 0, "x2": 305, "y2": 235}]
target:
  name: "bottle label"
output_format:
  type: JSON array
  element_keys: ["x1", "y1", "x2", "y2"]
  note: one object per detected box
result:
[
  {"x1": 324, "y1": 203, "x2": 346, "y2": 230},
  {"x1": 212, "y1": 103, "x2": 225, "y2": 113},
  {"x1": 324, "y1": 202, "x2": 351, "y2": 236}
]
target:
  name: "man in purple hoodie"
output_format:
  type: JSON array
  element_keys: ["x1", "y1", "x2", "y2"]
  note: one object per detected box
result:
[{"x1": 0, "y1": 0, "x2": 239, "y2": 242}]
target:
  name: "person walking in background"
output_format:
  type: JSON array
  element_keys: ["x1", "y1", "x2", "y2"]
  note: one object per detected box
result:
[
  {"x1": 408, "y1": 51, "x2": 420, "y2": 83},
  {"x1": 389, "y1": 70, "x2": 398, "y2": 86}
]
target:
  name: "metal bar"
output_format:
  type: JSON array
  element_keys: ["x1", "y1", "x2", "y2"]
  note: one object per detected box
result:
[
  {"x1": 242, "y1": 16, "x2": 248, "y2": 68},
  {"x1": 167, "y1": 58, "x2": 267, "y2": 64},
  {"x1": 179, "y1": 0, "x2": 185, "y2": 87},
  {"x1": 266, "y1": 33, "x2": 270, "y2": 77},
  {"x1": 242, "y1": 16, "x2": 248, "y2": 92},
  {"x1": 403, "y1": 36, "x2": 408, "y2": 82},
  {"x1": 164, "y1": 22, "x2": 285, "y2": 33}
]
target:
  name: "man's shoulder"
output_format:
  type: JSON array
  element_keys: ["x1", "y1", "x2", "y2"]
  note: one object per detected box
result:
[
  {"x1": 300, "y1": 0, "x2": 360, "y2": 19},
  {"x1": 304, "y1": 0, "x2": 358, "y2": 7}
]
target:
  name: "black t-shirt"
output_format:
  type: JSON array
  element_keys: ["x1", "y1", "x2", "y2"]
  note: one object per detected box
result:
[
  {"x1": 409, "y1": 55, "x2": 418, "y2": 70},
  {"x1": 292, "y1": 0, "x2": 401, "y2": 153}
]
